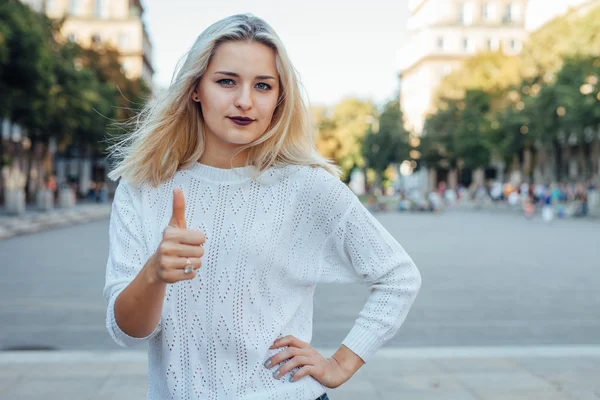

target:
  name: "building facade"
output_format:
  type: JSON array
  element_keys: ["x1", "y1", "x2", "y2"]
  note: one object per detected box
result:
[
  {"x1": 400, "y1": 0, "x2": 528, "y2": 136},
  {"x1": 20, "y1": 0, "x2": 154, "y2": 85}
]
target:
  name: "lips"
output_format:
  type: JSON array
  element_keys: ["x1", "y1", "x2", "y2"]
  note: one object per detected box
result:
[{"x1": 228, "y1": 116, "x2": 255, "y2": 126}]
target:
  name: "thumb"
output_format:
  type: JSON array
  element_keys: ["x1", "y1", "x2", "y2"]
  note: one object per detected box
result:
[{"x1": 169, "y1": 188, "x2": 187, "y2": 229}]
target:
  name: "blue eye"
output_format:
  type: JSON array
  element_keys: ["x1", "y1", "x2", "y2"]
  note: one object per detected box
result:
[
  {"x1": 217, "y1": 79, "x2": 235, "y2": 86},
  {"x1": 256, "y1": 83, "x2": 272, "y2": 91}
]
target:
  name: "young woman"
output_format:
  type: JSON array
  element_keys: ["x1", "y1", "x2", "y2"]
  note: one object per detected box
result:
[{"x1": 104, "y1": 14, "x2": 421, "y2": 400}]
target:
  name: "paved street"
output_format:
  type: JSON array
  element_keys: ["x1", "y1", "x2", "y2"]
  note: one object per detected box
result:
[
  {"x1": 0, "y1": 209, "x2": 599, "y2": 351},
  {"x1": 2, "y1": 347, "x2": 600, "y2": 400},
  {"x1": 1, "y1": 208, "x2": 599, "y2": 399}
]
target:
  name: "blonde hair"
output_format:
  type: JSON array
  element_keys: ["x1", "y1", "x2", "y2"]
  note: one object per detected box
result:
[{"x1": 107, "y1": 13, "x2": 339, "y2": 186}]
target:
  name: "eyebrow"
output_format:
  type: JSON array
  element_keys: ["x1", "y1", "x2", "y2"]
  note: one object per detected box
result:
[{"x1": 214, "y1": 71, "x2": 277, "y2": 80}]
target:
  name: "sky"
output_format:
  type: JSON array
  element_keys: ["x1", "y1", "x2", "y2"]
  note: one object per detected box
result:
[{"x1": 143, "y1": 0, "x2": 410, "y2": 107}]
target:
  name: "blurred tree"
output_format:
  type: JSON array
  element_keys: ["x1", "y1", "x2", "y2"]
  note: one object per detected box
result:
[
  {"x1": 422, "y1": 90, "x2": 493, "y2": 177},
  {"x1": 0, "y1": 0, "x2": 151, "y2": 201},
  {"x1": 0, "y1": 0, "x2": 56, "y2": 199},
  {"x1": 520, "y1": 4, "x2": 600, "y2": 79},
  {"x1": 552, "y1": 56, "x2": 600, "y2": 179},
  {"x1": 0, "y1": 0, "x2": 54, "y2": 148},
  {"x1": 79, "y1": 46, "x2": 151, "y2": 123},
  {"x1": 314, "y1": 98, "x2": 375, "y2": 180},
  {"x1": 435, "y1": 51, "x2": 521, "y2": 106},
  {"x1": 362, "y1": 100, "x2": 409, "y2": 184},
  {"x1": 421, "y1": 100, "x2": 461, "y2": 170},
  {"x1": 453, "y1": 90, "x2": 493, "y2": 170}
]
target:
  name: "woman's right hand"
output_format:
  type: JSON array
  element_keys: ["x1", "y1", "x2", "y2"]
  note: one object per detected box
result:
[{"x1": 150, "y1": 188, "x2": 205, "y2": 284}]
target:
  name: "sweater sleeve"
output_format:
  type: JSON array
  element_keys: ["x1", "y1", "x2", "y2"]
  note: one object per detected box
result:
[
  {"x1": 103, "y1": 179, "x2": 161, "y2": 347},
  {"x1": 317, "y1": 190, "x2": 421, "y2": 363}
]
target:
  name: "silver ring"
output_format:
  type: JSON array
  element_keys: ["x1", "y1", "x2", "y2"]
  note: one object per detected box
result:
[{"x1": 184, "y1": 258, "x2": 193, "y2": 274}]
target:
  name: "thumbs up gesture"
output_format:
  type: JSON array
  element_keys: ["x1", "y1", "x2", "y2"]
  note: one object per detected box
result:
[{"x1": 152, "y1": 188, "x2": 206, "y2": 284}]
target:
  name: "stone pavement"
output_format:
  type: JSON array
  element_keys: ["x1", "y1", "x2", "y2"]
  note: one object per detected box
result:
[
  {"x1": 1, "y1": 346, "x2": 600, "y2": 400},
  {"x1": 0, "y1": 202, "x2": 112, "y2": 240}
]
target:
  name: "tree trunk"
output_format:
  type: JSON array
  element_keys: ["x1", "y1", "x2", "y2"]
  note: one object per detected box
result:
[
  {"x1": 0, "y1": 118, "x2": 6, "y2": 205},
  {"x1": 24, "y1": 138, "x2": 36, "y2": 203},
  {"x1": 553, "y1": 138, "x2": 563, "y2": 182}
]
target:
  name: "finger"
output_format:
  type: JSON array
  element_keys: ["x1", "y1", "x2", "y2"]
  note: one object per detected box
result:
[
  {"x1": 169, "y1": 188, "x2": 186, "y2": 229},
  {"x1": 290, "y1": 365, "x2": 320, "y2": 383},
  {"x1": 158, "y1": 242, "x2": 205, "y2": 258},
  {"x1": 265, "y1": 347, "x2": 307, "y2": 368},
  {"x1": 160, "y1": 255, "x2": 202, "y2": 270},
  {"x1": 270, "y1": 335, "x2": 307, "y2": 349},
  {"x1": 162, "y1": 228, "x2": 206, "y2": 246},
  {"x1": 273, "y1": 356, "x2": 312, "y2": 379}
]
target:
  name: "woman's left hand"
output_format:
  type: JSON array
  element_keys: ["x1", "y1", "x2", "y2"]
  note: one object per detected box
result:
[{"x1": 265, "y1": 335, "x2": 351, "y2": 388}]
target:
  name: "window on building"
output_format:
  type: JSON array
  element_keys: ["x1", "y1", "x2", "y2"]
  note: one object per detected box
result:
[
  {"x1": 95, "y1": 0, "x2": 110, "y2": 18},
  {"x1": 509, "y1": 39, "x2": 521, "y2": 52},
  {"x1": 503, "y1": 3, "x2": 520, "y2": 23},
  {"x1": 462, "y1": 37, "x2": 471, "y2": 51},
  {"x1": 512, "y1": 3, "x2": 521, "y2": 21},
  {"x1": 437, "y1": 37, "x2": 444, "y2": 51},
  {"x1": 481, "y1": 2, "x2": 498, "y2": 21},
  {"x1": 486, "y1": 38, "x2": 499, "y2": 51},
  {"x1": 70, "y1": 0, "x2": 84, "y2": 16},
  {"x1": 459, "y1": 2, "x2": 474, "y2": 25}
]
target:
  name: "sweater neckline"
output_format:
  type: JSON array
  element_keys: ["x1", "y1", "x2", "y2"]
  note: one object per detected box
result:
[
  {"x1": 186, "y1": 162, "x2": 257, "y2": 183},
  {"x1": 184, "y1": 161, "x2": 306, "y2": 185}
]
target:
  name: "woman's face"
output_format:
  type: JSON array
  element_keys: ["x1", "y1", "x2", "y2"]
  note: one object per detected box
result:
[{"x1": 194, "y1": 41, "x2": 280, "y2": 154}]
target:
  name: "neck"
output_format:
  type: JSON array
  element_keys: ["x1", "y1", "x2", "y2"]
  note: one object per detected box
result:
[{"x1": 199, "y1": 133, "x2": 250, "y2": 169}]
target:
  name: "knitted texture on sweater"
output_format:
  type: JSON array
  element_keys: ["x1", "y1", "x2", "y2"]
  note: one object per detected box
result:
[{"x1": 104, "y1": 163, "x2": 421, "y2": 400}]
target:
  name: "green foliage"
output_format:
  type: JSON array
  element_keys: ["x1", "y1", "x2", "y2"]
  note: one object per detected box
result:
[
  {"x1": 422, "y1": 4, "x2": 600, "y2": 176},
  {"x1": 0, "y1": 0, "x2": 151, "y2": 156},
  {"x1": 520, "y1": 5, "x2": 600, "y2": 78},
  {"x1": 0, "y1": 0, "x2": 54, "y2": 128},
  {"x1": 362, "y1": 100, "x2": 409, "y2": 179},
  {"x1": 314, "y1": 98, "x2": 375, "y2": 179},
  {"x1": 422, "y1": 90, "x2": 493, "y2": 170},
  {"x1": 435, "y1": 51, "x2": 522, "y2": 104}
]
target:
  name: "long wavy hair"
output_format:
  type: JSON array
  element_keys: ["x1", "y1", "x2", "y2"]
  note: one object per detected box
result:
[{"x1": 107, "y1": 14, "x2": 339, "y2": 186}]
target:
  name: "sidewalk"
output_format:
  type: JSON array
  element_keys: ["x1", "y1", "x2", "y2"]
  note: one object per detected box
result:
[
  {"x1": 0, "y1": 201, "x2": 112, "y2": 240},
  {"x1": 1, "y1": 346, "x2": 599, "y2": 399},
  {"x1": 446, "y1": 200, "x2": 600, "y2": 221}
]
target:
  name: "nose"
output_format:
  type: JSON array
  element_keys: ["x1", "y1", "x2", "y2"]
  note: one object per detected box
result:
[{"x1": 234, "y1": 85, "x2": 253, "y2": 111}]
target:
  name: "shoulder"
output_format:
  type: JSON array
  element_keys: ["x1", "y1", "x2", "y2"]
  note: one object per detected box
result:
[
  {"x1": 275, "y1": 165, "x2": 348, "y2": 195},
  {"x1": 287, "y1": 166, "x2": 360, "y2": 220},
  {"x1": 113, "y1": 177, "x2": 163, "y2": 210}
]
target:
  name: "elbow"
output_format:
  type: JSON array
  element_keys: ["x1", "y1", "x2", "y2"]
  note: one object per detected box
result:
[{"x1": 108, "y1": 326, "x2": 136, "y2": 348}]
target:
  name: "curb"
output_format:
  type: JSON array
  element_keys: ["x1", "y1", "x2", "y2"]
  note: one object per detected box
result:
[
  {"x1": 3, "y1": 346, "x2": 600, "y2": 364},
  {"x1": 0, "y1": 206, "x2": 112, "y2": 240}
]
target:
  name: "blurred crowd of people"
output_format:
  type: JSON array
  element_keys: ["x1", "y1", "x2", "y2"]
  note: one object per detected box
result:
[
  {"x1": 487, "y1": 180, "x2": 594, "y2": 219},
  {"x1": 367, "y1": 180, "x2": 598, "y2": 220}
]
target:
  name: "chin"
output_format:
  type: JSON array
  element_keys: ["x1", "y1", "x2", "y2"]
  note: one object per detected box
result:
[{"x1": 225, "y1": 131, "x2": 263, "y2": 145}]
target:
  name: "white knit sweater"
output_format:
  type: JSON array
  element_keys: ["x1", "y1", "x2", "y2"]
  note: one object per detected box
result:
[{"x1": 104, "y1": 162, "x2": 421, "y2": 400}]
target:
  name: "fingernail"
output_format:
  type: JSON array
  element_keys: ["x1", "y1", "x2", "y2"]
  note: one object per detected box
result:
[
  {"x1": 273, "y1": 369, "x2": 280, "y2": 379},
  {"x1": 264, "y1": 360, "x2": 272, "y2": 368}
]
